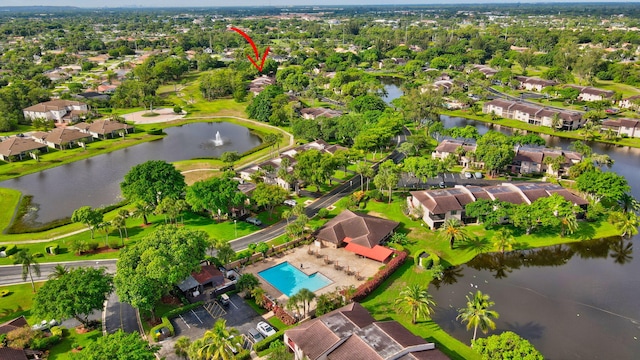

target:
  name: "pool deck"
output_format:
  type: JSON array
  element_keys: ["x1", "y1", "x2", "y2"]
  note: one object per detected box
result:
[{"x1": 244, "y1": 246, "x2": 382, "y2": 311}]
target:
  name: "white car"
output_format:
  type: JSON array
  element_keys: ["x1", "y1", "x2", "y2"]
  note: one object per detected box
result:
[
  {"x1": 284, "y1": 199, "x2": 297, "y2": 206},
  {"x1": 464, "y1": 172, "x2": 473, "y2": 179},
  {"x1": 256, "y1": 321, "x2": 277, "y2": 337}
]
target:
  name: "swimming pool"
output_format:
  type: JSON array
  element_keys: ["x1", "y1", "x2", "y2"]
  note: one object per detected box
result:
[{"x1": 258, "y1": 262, "x2": 332, "y2": 297}]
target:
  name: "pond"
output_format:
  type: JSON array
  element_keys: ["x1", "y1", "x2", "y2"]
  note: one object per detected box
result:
[
  {"x1": 430, "y1": 116, "x2": 640, "y2": 359},
  {"x1": 0, "y1": 122, "x2": 262, "y2": 224}
]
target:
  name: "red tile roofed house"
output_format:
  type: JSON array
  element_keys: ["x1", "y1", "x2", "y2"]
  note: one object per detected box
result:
[
  {"x1": 601, "y1": 118, "x2": 640, "y2": 138},
  {"x1": 31, "y1": 127, "x2": 93, "y2": 150},
  {"x1": 314, "y1": 210, "x2": 399, "y2": 262},
  {"x1": 408, "y1": 183, "x2": 587, "y2": 229},
  {"x1": 284, "y1": 302, "x2": 448, "y2": 360},
  {"x1": 0, "y1": 137, "x2": 49, "y2": 162},
  {"x1": 23, "y1": 100, "x2": 88, "y2": 124},
  {"x1": 72, "y1": 120, "x2": 134, "y2": 139}
]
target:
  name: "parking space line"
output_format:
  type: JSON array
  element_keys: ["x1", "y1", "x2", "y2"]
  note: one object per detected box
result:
[
  {"x1": 228, "y1": 298, "x2": 239, "y2": 310},
  {"x1": 179, "y1": 314, "x2": 190, "y2": 329},
  {"x1": 191, "y1": 309, "x2": 204, "y2": 324}
]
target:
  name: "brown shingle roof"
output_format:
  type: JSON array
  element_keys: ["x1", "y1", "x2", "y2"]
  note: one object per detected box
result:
[
  {"x1": 191, "y1": 265, "x2": 224, "y2": 286},
  {"x1": 0, "y1": 137, "x2": 47, "y2": 157},
  {"x1": 327, "y1": 335, "x2": 383, "y2": 360},
  {"x1": 74, "y1": 120, "x2": 133, "y2": 135},
  {"x1": 286, "y1": 319, "x2": 341, "y2": 360},
  {"x1": 603, "y1": 118, "x2": 640, "y2": 129},
  {"x1": 315, "y1": 210, "x2": 399, "y2": 247},
  {"x1": 23, "y1": 99, "x2": 85, "y2": 112},
  {"x1": 43, "y1": 128, "x2": 91, "y2": 145},
  {"x1": 0, "y1": 348, "x2": 28, "y2": 360},
  {"x1": 0, "y1": 316, "x2": 28, "y2": 335}
]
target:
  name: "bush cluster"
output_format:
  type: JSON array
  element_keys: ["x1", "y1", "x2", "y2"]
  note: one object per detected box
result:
[
  {"x1": 352, "y1": 250, "x2": 408, "y2": 302},
  {"x1": 30, "y1": 334, "x2": 61, "y2": 350},
  {"x1": 253, "y1": 330, "x2": 285, "y2": 352},
  {"x1": 273, "y1": 305, "x2": 296, "y2": 326}
]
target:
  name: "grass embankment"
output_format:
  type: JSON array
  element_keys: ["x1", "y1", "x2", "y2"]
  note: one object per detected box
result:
[
  {"x1": 0, "y1": 188, "x2": 21, "y2": 232},
  {"x1": 0, "y1": 131, "x2": 164, "y2": 182},
  {"x1": 0, "y1": 282, "x2": 45, "y2": 323},
  {"x1": 441, "y1": 109, "x2": 640, "y2": 149}
]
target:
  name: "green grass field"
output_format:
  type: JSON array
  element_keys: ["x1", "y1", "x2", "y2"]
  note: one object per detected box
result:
[
  {"x1": 0, "y1": 188, "x2": 21, "y2": 232},
  {"x1": 0, "y1": 282, "x2": 44, "y2": 323}
]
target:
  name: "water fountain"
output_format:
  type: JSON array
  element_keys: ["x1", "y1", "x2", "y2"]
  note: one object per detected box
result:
[{"x1": 213, "y1": 131, "x2": 223, "y2": 146}]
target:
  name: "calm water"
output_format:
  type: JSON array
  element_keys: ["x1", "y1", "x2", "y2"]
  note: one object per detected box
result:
[
  {"x1": 0, "y1": 122, "x2": 261, "y2": 224},
  {"x1": 432, "y1": 116, "x2": 640, "y2": 359}
]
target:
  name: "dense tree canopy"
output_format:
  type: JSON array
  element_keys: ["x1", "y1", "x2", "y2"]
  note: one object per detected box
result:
[
  {"x1": 120, "y1": 160, "x2": 186, "y2": 206},
  {"x1": 185, "y1": 175, "x2": 247, "y2": 219},
  {"x1": 73, "y1": 330, "x2": 159, "y2": 360},
  {"x1": 473, "y1": 331, "x2": 544, "y2": 360},
  {"x1": 33, "y1": 267, "x2": 113, "y2": 327},
  {"x1": 114, "y1": 226, "x2": 208, "y2": 319}
]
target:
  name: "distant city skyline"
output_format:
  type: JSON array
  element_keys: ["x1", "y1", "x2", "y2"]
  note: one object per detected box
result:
[{"x1": 2, "y1": 0, "x2": 639, "y2": 8}]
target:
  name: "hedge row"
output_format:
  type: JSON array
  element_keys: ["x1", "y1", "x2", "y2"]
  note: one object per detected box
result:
[
  {"x1": 149, "y1": 317, "x2": 174, "y2": 342},
  {"x1": 253, "y1": 330, "x2": 285, "y2": 352},
  {"x1": 351, "y1": 250, "x2": 408, "y2": 302}
]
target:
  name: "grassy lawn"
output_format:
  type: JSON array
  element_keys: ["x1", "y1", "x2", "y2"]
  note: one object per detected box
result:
[
  {"x1": 0, "y1": 188, "x2": 21, "y2": 232},
  {"x1": 0, "y1": 131, "x2": 164, "y2": 182},
  {"x1": 594, "y1": 80, "x2": 640, "y2": 98},
  {"x1": 48, "y1": 328, "x2": 101, "y2": 360},
  {"x1": 0, "y1": 282, "x2": 45, "y2": 323}
]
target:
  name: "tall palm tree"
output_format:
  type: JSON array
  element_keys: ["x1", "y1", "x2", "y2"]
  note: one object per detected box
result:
[
  {"x1": 111, "y1": 215, "x2": 127, "y2": 246},
  {"x1": 189, "y1": 319, "x2": 241, "y2": 360},
  {"x1": 394, "y1": 284, "x2": 436, "y2": 324},
  {"x1": 355, "y1": 161, "x2": 374, "y2": 191},
  {"x1": 296, "y1": 288, "x2": 316, "y2": 317},
  {"x1": 492, "y1": 229, "x2": 515, "y2": 253},
  {"x1": 14, "y1": 250, "x2": 41, "y2": 292},
  {"x1": 174, "y1": 336, "x2": 191, "y2": 360},
  {"x1": 281, "y1": 209, "x2": 293, "y2": 225},
  {"x1": 48, "y1": 264, "x2": 69, "y2": 280},
  {"x1": 438, "y1": 218, "x2": 469, "y2": 249},
  {"x1": 286, "y1": 293, "x2": 303, "y2": 317},
  {"x1": 457, "y1": 290, "x2": 499, "y2": 347}
]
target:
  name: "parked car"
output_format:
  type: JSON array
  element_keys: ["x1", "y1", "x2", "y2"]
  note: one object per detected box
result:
[
  {"x1": 246, "y1": 217, "x2": 262, "y2": 226},
  {"x1": 283, "y1": 199, "x2": 297, "y2": 206},
  {"x1": 439, "y1": 182, "x2": 446, "y2": 188},
  {"x1": 248, "y1": 328, "x2": 265, "y2": 343},
  {"x1": 474, "y1": 172, "x2": 483, "y2": 179},
  {"x1": 464, "y1": 172, "x2": 473, "y2": 179},
  {"x1": 219, "y1": 293, "x2": 230, "y2": 306},
  {"x1": 257, "y1": 321, "x2": 277, "y2": 337}
]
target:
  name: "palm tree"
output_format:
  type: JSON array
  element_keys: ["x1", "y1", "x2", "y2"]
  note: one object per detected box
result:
[
  {"x1": 134, "y1": 201, "x2": 154, "y2": 225},
  {"x1": 394, "y1": 284, "x2": 436, "y2": 324},
  {"x1": 48, "y1": 264, "x2": 69, "y2": 280},
  {"x1": 619, "y1": 193, "x2": 640, "y2": 213},
  {"x1": 457, "y1": 290, "x2": 499, "y2": 347},
  {"x1": 438, "y1": 218, "x2": 469, "y2": 249},
  {"x1": 296, "y1": 288, "x2": 316, "y2": 317},
  {"x1": 281, "y1": 209, "x2": 293, "y2": 225},
  {"x1": 14, "y1": 250, "x2": 41, "y2": 292},
  {"x1": 286, "y1": 293, "x2": 303, "y2": 317},
  {"x1": 493, "y1": 229, "x2": 515, "y2": 253},
  {"x1": 355, "y1": 161, "x2": 374, "y2": 191},
  {"x1": 111, "y1": 215, "x2": 127, "y2": 246},
  {"x1": 189, "y1": 319, "x2": 241, "y2": 360},
  {"x1": 609, "y1": 211, "x2": 639, "y2": 239},
  {"x1": 560, "y1": 212, "x2": 579, "y2": 237},
  {"x1": 174, "y1": 336, "x2": 191, "y2": 360},
  {"x1": 551, "y1": 113, "x2": 562, "y2": 130},
  {"x1": 251, "y1": 287, "x2": 267, "y2": 307}
]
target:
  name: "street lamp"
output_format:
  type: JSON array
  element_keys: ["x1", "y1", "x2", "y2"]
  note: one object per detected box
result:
[{"x1": 234, "y1": 219, "x2": 237, "y2": 237}]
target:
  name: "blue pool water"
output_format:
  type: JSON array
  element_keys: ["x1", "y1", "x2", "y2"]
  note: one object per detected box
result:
[{"x1": 258, "y1": 262, "x2": 332, "y2": 297}]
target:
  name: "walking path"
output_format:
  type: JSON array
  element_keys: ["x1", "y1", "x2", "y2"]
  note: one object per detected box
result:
[{"x1": 0, "y1": 228, "x2": 88, "y2": 245}]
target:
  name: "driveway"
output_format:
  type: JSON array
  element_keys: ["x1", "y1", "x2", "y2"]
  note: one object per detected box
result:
[{"x1": 104, "y1": 292, "x2": 139, "y2": 334}]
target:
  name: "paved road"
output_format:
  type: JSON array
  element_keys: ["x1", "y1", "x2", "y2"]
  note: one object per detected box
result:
[
  {"x1": 0, "y1": 259, "x2": 116, "y2": 286},
  {"x1": 104, "y1": 292, "x2": 139, "y2": 334},
  {"x1": 229, "y1": 127, "x2": 410, "y2": 252}
]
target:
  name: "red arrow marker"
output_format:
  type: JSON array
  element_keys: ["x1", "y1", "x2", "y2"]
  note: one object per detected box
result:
[{"x1": 229, "y1": 27, "x2": 270, "y2": 72}]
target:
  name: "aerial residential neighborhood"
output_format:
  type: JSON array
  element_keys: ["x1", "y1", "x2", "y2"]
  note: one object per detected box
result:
[{"x1": 0, "y1": 2, "x2": 639, "y2": 360}]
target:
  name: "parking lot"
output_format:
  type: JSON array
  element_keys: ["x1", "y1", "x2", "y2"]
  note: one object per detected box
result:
[{"x1": 158, "y1": 293, "x2": 266, "y2": 360}]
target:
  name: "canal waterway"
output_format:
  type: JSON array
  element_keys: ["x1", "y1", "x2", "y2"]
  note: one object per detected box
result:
[
  {"x1": 433, "y1": 115, "x2": 640, "y2": 359},
  {"x1": 0, "y1": 122, "x2": 261, "y2": 224}
]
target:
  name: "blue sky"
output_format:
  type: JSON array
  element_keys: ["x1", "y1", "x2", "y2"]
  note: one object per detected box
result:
[{"x1": 2, "y1": 0, "x2": 638, "y2": 8}]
